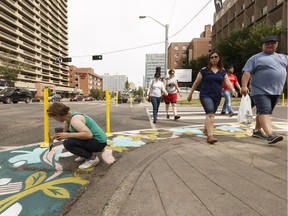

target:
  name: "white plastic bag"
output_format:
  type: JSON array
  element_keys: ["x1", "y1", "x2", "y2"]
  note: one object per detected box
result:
[{"x1": 237, "y1": 95, "x2": 253, "y2": 124}]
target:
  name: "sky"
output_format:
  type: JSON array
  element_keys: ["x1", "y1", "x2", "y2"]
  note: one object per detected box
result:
[{"x1": 67, "y1": 0, "x2": 217, "y2": 87}]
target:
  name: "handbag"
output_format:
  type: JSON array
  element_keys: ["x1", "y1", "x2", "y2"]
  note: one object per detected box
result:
[
  {"x1": 237, "y1": 95, "x2": 253, "y2": 124},
  {"x1": 146, "y1": 95, "x2": 151, "y2": 103}
]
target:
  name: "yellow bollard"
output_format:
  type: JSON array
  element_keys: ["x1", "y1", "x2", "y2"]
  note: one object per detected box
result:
[
  {"x1": 39, "y1": 88, "x2": 49, "y2": 148},
  {"x1": 130, "y1": 93, "x2": 132, "y2": 107},
  {"x1": 106, "y1": 90, "x2": 112, "y2": 136},
  {"x1": 282, "y1": 93, "x2": 285, "y2": 106}
]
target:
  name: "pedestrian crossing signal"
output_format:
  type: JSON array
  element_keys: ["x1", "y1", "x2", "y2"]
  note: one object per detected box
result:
[{"x1": 92, "y1": 55, "x2": 103, "y2": 60}]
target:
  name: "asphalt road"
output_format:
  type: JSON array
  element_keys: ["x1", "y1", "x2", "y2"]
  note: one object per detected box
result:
[{"x1": 0, "y1": 100, "x2": 287, "y2": 147}]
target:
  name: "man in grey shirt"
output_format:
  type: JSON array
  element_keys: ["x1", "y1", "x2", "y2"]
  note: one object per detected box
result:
[{"x1": 241, "y1": 35, "x2": 288, "y2": 144}]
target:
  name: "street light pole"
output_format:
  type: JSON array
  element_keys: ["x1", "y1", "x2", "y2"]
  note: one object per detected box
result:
[{"x1": 139, "y1": 16, "x2": 169, "y2": 76}]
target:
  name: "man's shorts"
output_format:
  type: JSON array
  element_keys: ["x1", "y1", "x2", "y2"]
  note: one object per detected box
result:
[
  {"x1": 251, "y1": 95, "x2": 279, "y2": 115},
  {"x1": 164, "y1": 93, "x2": 177, "y2": 104}
]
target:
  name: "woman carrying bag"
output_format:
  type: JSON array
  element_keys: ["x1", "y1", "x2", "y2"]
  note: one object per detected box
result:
[{"x1": 146, "y1": 67, "x2": 168, "y2": 124}]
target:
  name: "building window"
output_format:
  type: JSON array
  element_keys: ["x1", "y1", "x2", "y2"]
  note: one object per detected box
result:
[
  {"x1": 261, "y1": 6, "x2": 267, "y2": 15},
  {"x1": 240, "y1": 4, "x2": 245, "y2": 11},
  {"x1": 174, "y1": 46, "x2": 179, "y2": 51},
  {"x1": 174, "y1": 61, "x2": 178, "y2": 67},
  {"x1": 174, "y1": 54, "x2": 179, "y2": 59},
  {"x1": 275, "y1": 20, "x2": 282, "y2": 27},
  {"x1": 182, "y1": 46, "x2": 187, "y2": 50},
  {"x1": 241, "y1": 23, "x2": 244, "y2": 28},
  {"x1": 276, "y1": 0, "x2": 283, "y2": 5},
  {"x1": 182, "y1": 54, "x2": 187, "y2": 58},
  {"x1": 250, "y1": 15, "x2": 255, "y2": 23}
]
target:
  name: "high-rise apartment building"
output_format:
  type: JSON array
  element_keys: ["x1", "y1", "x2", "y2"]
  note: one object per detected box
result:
[
  {"x1": 212, "y1": 0, "x2": 287, "y2": 53},
  {"x1": 144, "y1": 54, "x2": 165, "y2": 89},
  {"x1": 0, "y1": 0, "x2": 72, "y2": 96},
  {"x1": 103, "y1": 74, "x2": 127, "y2": 92}
]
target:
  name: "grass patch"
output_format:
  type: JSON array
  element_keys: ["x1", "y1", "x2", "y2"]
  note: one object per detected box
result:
[{"x1": 177, "y1": 97, "x2": 242, "y2": 106}]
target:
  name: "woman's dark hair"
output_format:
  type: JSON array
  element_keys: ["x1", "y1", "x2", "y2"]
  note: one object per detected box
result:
[
  {"x1": 207, "y1": 51, "x2": 224, "y2": 72},
  {"x1": 47, "y1": 102, "x2": 70, "y2": 117}
]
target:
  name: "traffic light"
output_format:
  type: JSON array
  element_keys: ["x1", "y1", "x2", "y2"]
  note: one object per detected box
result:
[
  {"x1": 92, "y1": 55, "x2": 103, "y2": 60},
  {"x1": 63, "y1": 57, "x2": 72, "y2": 62}
]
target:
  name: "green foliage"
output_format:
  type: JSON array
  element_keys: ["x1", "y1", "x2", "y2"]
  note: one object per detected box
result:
[
  {"x1": 184, "y1": 55, "x2": 209, "y2": 82},
  {"x1": 124, "y1": 80, "x2": 130, "y2": 91},
  {"x1": 216, "y1": 22, "x2": 287, "y2": 81},
  {"x1": 90, "y1": 88, "x2": 105, "y2": 100},
  {"x1": 0, "y1": 52, "x2": 22, "y2": 85}
]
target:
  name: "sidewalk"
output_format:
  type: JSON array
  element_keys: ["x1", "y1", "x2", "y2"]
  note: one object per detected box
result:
[{"x1": 64, "y1": 129, "x2": 287, "y2": 216}]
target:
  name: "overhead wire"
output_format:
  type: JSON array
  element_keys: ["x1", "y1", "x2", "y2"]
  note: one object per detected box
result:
[
  {"x1": 169, "y1": 0, "x2": 213, "y2": 39},
  {"x1": 68, "y1": 0, "x2": 213, "y2": 59}
]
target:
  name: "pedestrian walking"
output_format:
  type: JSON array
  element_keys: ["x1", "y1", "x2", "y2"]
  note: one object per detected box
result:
[
  {"x1": 187, "y1": 51, "x2": 237, "y2": 144},
  {"x1": 241, "y1": 35, "x2": 288, "y2": 144},
  {"x1": 146, "y1": 67, "x2": 168, "y2": 123},
  {"x1": 220, "y1": 66, "x2": 241, "y2": 116},
  {"x1": 163, "y1": 69, "x2": 182, "y2": 120},
  {"x1": 47, "y1": 102, "x2": 107, "y2": 169}
]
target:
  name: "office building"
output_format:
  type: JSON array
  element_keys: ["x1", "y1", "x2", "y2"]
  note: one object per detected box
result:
[
  {"x1": 68, "y1": 66, "x2": 103, "y2": 96},
  {"x1": 0, "y1": 0, "x2": 72, "y2": 96},
  {"x1": 144, "y1": 54, "x2": 165, "y2": 89},
  {"x1": 103, "y1": 74, "x2": 127, "y2": 92},
  {"x1": 188, "y1": 25, "x2": 212, "y2": 61},
  {"x1": 212, "y1": 0, "x2": 287, "y2": 53},
  {"x1": 168, "y1": 42, "x2": 190, "y2": 70}
]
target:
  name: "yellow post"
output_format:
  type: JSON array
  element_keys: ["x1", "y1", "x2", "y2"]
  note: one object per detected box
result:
[
  {"x1": 282, "y1": 93, "x2": 285, "y2": 106},
  {"x1": 115, "y1": 91, "x2": 118, "y2": 106},
  {"x1": 130, "y1": 93, "x2": 133, "y2": 107},
  {"x1": 39, "y1": 88, "x2": 49, "y2": 148},
  {"x1": 106, "y1": 90, "x2": 112, "y2": 136}
]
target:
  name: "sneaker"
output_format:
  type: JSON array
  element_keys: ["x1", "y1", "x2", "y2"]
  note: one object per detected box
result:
[
  {"x1": 267, "y1": 134, "x2": 283, "y2": 144},
  {"x1": 75, "y1": 156, "x2": 85, "y2": 162},
  {"x1": 229, "y1": 112, "x2": 237, "y2": 117},
  {"x1": 166, "y1": 114, "x2": 170, "y2": 119},
  {"x1": 174, "y1": 116, "x2": 180, "y2": 120},
  {"x1": 221, "y1": 112, "x2": 226, "y2": 115},
  {"x1": 153, "y1": 119, "x2": 157, "y2": 123},
  {"x1": 78, "y1": 156, "x2": 100, "y2": 169},
  {"x1": 252, "y1": 130, "x2": 267, "y2": 140}
]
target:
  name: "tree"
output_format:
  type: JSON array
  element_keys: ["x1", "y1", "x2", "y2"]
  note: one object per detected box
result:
[
  {"x1": 216, "y1": 22, "x2": 287, "y2": 81},
  {"x1": 90, "y1": 88, "x2": 105, "y2": 100},
  {"x1": 124, "y1": 80, "x2": 130, "y2": 92},
  {"x1": 0, "y1": 52, "x2": 23, "y2": 86}
]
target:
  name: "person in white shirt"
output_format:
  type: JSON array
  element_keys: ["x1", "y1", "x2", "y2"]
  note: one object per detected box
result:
[
  {"x1": 146, "y1": 67, "x2": 168, "y2": 123},
  {"x1": 163, "y1": 69, "x2": 182, "y2": 120}
]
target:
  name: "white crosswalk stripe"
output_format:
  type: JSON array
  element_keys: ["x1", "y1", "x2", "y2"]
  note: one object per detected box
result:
[{"x1": 147, "y1": 107, "x2": 239, "y2": 120}]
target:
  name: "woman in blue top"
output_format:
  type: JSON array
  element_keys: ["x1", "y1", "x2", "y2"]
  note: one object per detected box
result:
[
  {"x1": 187, "y1": 51, "x2": 237, "y2": 144},
  {"x1": 47, "y1": 102, "x2": 107, "y2": 169}
]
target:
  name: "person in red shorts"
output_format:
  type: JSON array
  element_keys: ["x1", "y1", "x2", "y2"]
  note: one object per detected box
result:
[
  {"x1": 163, "y1": 69, "x2": 182, "y2": 120},
  {"x1": 220, "y1": 66, "x2": 241, "y2": 116}
]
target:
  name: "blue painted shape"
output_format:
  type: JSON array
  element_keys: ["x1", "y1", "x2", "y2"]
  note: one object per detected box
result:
[
  {"x1": 9, "y1": 148, "x2": 47, "y2": 166},
  {"x1": 216, "y1": 125, "x2": 243, "y2": 132},
  {"x1": 111, "y1": 136, "x2": 145, "y2": 147},
  {"x1": 169, "y1": 127, "x2": 203, "y2": 134}
]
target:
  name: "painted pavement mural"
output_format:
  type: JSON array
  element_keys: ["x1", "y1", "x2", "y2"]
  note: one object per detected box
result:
[{"x1": 0, "y1": 122, "x2": 286, "y2": 216}]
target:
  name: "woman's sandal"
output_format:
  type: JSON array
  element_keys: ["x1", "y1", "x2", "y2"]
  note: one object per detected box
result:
[{"x1": 207, "y1": 136, "x2": 218, "y2": 144}]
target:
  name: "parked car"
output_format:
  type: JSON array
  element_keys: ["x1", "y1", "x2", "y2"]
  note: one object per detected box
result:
[
  {"x1": 70, "y1": 95, "x2": 83, "y2": 101},
  {"x1": 48, "y1": 92, "x2": 62, "y2": 102},
  {"x1": 0, "y1": 87, "x2": 32, "y2": 104},
  {"x1": 84, "y1": 96, "x2": 94, "y2": 101}
]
